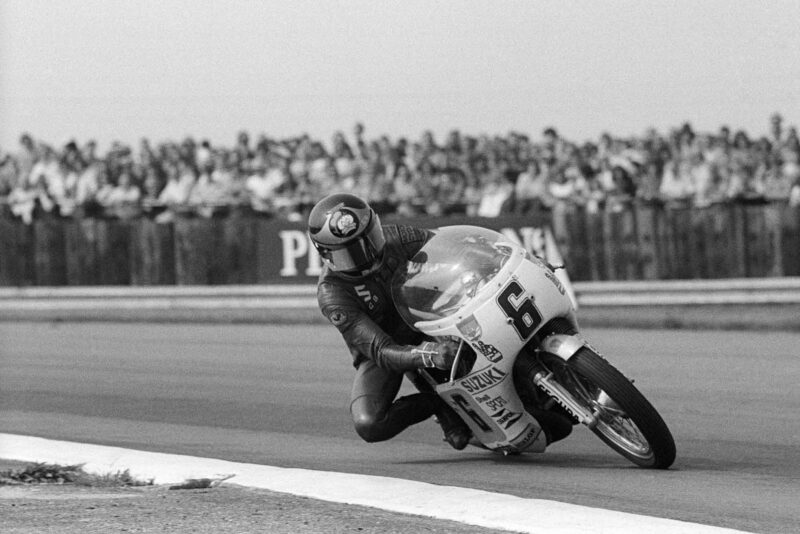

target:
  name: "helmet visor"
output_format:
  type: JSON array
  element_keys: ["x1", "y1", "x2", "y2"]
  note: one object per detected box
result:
[{"x1": 317, "y1": 217, "x2": 385, "y2": 273}]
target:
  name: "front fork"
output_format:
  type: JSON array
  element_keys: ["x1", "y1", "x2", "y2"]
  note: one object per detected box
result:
[
  {"x1": 532, "y1": 371, "x2": 598, "y2": 428},
  {"x1": 521, "y1": 333, "x2": 604, "y2": 428}
]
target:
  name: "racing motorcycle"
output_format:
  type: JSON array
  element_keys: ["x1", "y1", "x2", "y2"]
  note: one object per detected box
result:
[{"x1": 391, "y1": 225, "x2": 676, "y2": 469}]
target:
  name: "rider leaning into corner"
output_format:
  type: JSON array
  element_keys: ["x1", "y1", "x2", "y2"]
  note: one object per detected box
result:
[
  {"x1": 308, "y1": 192, "x2": 474, "y2": 450},
  {"x1": 308, "y1": 192, "x2": 575, "y2": 450}
]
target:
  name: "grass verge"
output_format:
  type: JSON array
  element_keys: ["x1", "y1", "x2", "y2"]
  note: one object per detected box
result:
[{"x1": 0, "y1": 462, "x2": 153, "y2": 487}]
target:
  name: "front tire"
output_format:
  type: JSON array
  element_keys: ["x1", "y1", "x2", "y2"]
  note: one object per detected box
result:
[{"x1": 567, "y1": 348, "x2": 676, "y2": 469}]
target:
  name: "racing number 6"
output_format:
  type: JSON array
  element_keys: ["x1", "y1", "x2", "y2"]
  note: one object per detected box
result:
[
  {"x1": 452, "y1": 393, "x2": 491, "y2": 432},
  {"x1": 497, "y1": 280, "x2": 542, "y2": 339}
]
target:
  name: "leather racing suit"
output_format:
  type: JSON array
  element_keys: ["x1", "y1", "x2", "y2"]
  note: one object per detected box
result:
[{"x1": 316, "y1": 223, "x2": 445, "y2": 442}]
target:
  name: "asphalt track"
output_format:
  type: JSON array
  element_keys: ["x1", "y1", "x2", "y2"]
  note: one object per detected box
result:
[{"x1": 1, "y1": 322, "x2": 798, "y2": 534}]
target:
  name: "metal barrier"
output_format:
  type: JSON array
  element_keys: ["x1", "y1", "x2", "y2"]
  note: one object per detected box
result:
[{"x1": 2, "y1": 279, "x2": 799, "y2": 312}]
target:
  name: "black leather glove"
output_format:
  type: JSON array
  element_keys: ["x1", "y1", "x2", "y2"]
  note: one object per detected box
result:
[{"x1": 411, "y1": 340, "x2": 458, "y2": 370}]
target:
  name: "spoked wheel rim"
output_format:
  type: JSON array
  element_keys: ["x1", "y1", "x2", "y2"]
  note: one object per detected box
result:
[
  {"x1": 592, "y1": 404, "x2": 653, "y2": 460},
  {"x1": 541, "y1": 355, "x2": 654, "y2": 461}
]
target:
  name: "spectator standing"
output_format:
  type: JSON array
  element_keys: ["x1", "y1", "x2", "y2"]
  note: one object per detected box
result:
[
  {"x1": 659, "y1": 157, "x2": 694, "y2": 207},
  {"x1": 307, "y1": 142, "x2": 332, "y2": 192},
  {"x1": 636, "y1": 161, "x2": 663, "y2": 204},
  {"x1": 196, "y1": 140, "x2": 213, "y2": 169},
  {"x1": 331, "y1": 130, "x2": 356, "y2": 182},
  {"x1": 82, "y1": 140, "x2": 98, "y2": 166},
  {"x1": 0, "y1": 151, "x2": 18, "y2": 198},
  {"x1": 140, "y1": 165, "x2": 163, "y2": 214},
  {"x1": 289, "y1": 136, "x2": 312, "y2": 184},
  {"x1": 189, "y1": 161, "x2": 232, "y2": 217},
  {"x1": 477, "y1": 168, "x2": 514, "y2": 217},
  {"x1": 391, "y1": 164, "x2": 422, "y2": 217},
  {"x1": 688, "y1": 151, "x2": 722, "y2": 207},
  {"x1": 547, "y1": 164, "x2": 577, "y2": 208},
  {"x1": 15, "y1": 134, "x2": 37, "y2": 186},
  {"x1": 0, "y1": 152, "x2": 17, "y2": 203},
  {"x1": 769, "y1": 113, "x2": 785, "y2": 152},
  {"x1": 367, "y1": 162, "x2": 395, "y2": 213},
  {"x1": 430, "y1": 167, "x2": 467, "y2": 215},
  {"x1": 93, "y1": 164, "x2": 115, "y2": 209},
  {"x1": 212, "y1": 151, "x2": 246, "y2": 204},
  {"x1": 245, "y1": 153, "x2": 289, "y2": 214},
  {"x1": 461, "y1": 173, "x2": 483, "y2": 217},
  {"x1": 234, "y1": 131, "x2": 253, "y2": 171},
  {"x1": 352, "y1": 122, "x2": 368, "y2": 160},
  {"x1": 28, "y1": 146, "x2": 61, "y2": 191},
  {"x1": 8, "y1": 172, "x2": 57, "y2": 224},
  {"x1": 573, "y1": 165, "x2": 606, "y2": 213},
  {"x1": 155, "y1": 161, "x2": 195, "y2": 222},
  {"x1": 779, "y1": 136, "x2": 800, "y2": 189},
  {"x1": 789, "y1": 174, "x2": 800, "y2": 207},
  {"x1": 105, "y1": 169, "x2": 142, "y2": 219}
]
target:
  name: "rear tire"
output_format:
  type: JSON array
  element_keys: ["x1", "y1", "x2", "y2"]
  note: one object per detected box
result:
[{"x1": 568, "y1": 348, "x2": 676, "y2": 469}]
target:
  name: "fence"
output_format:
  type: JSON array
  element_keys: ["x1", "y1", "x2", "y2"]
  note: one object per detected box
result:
[
  {"x1": 0, "y1": 202, "x2": 798, "y2": 286},
  {"x1": 549, "y1": 201, "x2": 800, "y2": 280}
]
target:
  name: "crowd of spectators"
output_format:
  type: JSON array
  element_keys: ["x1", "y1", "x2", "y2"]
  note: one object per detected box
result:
[{"x1": 1, "y1": 114, "x2": 799, "y2": 225}]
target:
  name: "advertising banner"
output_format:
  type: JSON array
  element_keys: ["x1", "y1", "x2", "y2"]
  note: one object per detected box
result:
[{"x1": 270, "y1": 213, "x2": 566, "y2": 285}]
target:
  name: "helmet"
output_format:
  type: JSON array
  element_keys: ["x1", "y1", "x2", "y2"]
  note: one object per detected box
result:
[{"x1": 307, "y1": 193, "x2": 386, "y2": 276}]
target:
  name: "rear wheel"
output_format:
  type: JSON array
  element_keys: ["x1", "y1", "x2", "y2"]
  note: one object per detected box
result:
[{"x1": 565, "y1": 348, "x2": 676, "y2": 469}]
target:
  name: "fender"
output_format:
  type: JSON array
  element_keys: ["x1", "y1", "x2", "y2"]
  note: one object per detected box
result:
[{"x1": 539, "y1": 334, "x2": 586, "y2": 361}]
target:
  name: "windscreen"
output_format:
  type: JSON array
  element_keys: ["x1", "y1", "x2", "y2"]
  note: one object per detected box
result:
[{"x1": 391, "y1": 226, "x2": 514, "y2": 325}]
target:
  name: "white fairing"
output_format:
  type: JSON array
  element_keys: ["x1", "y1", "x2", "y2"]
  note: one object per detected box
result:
[{"x1": 392, "y1": 226, "x2": 576, "y2": 452}]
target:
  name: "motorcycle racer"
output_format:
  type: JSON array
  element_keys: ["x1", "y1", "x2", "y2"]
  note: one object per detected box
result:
[{"x1": 308, "y1": 192, "x2": 473, "y2": 449}]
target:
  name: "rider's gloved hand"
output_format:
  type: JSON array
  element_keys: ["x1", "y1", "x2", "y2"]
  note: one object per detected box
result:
[{"x1": 412, "y1": 340, "x2": 458, "y2": 370}]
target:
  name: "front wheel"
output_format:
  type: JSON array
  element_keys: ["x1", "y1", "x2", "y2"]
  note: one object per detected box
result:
[{"x1": 567, "y1": 348, "x2": 676, "y2": 469}]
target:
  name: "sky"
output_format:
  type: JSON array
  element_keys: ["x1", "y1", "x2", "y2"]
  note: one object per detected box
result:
[{"x1": 1, "y1": 0, "x2": 799, "y2": 150}]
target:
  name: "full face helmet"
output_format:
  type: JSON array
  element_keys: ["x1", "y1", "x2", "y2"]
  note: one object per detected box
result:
[{"x1": 307, "y1": 193, "x2": 386, "y2": 277}]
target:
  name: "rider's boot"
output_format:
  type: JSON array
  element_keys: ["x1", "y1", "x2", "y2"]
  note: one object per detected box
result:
[
  {"x1": 404, "y1": 372, "x2": 472, "y2": 450},
  {"x1": 432, "y1": 397, "x2": 472, "y2": 450},
  {"x1": 525, "y1": 405, "x2": 573, "y2": 445},
  {"x1": 513, "y1": 354, "x2": 576, "y2": 445}
]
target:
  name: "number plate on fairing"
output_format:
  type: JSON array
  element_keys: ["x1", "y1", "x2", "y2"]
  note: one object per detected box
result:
[{"x1": 438, "y1": 364, "x2": 543, "y2": 449}]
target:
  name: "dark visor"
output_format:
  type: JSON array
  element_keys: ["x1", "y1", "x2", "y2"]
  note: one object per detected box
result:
[{"x1": 318, "y1": 220, "x2": 385, "y2": 273}]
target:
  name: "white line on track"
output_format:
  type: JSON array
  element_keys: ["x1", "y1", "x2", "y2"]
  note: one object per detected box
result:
[{"x1": 0, "y1": 433, "x2": 753, "y2": 534}]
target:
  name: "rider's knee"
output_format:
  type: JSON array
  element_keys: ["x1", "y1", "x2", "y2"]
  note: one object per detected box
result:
[{"x1": 352, "y1": 412, "x2": 385, "y2": 443}]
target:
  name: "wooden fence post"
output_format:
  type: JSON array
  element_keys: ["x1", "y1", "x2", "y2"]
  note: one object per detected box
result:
[
  {"x1": 207, "y1": 218, "x2": 231, "y2": 284},
  {"x1": 781, "y1": 205, "x2": 800, "y2": 275},
  {"x1": 64, "y1": 217, "x2": 100, "y2": 285},
  {"x1": 223, "y1": 210, "x2": 259, "y2": 284},
  {"x1": 634, "y1": 202, "x2": 660, "y2": 280},
  {"x1": 741, "y1": 203, "x2": 773, "y2": 277},
  {"x1": 763, "y1": 202, "x2": 786, "y2": 277},
  {"x1": 0, "y1": 218, "x2": 36, "y2": 286},
  {"x1": 33, "y1": 217, "x2": 68, "y2": 286},
  {"x1": 584, "y1": 209, "x2": 606, "y2": 280},
  {"x1": 664, "y1": 205, "x2": 694, "y2": 279},
  {"x1": 130, "y1": 219, "x2": 176, "y2": 285},
  {"x1": 174, "y1": 216, "x2": 211, "y2": 285},
  {"x1": 551, "y1": 203, "x2": 591, "y2": 281},
  {"x1": 688, "y1": 207, "x2": 710, "y2": 278},
  {"x1": 94, "y1": 219, "x2": 132, "y2": 285},
  {"x1": 702, "y1": 204, "x2": 732, "y2": 278},
  {"x1": 602, "y1": 206, "x2": 640, "y2": 280}
]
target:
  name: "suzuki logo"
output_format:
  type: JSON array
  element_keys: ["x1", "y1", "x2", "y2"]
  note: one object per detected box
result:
[{"x1": 460, "y1": 368, "x2": 507, "y2": 394}]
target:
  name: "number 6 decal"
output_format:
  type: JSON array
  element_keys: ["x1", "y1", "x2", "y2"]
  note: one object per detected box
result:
[{"x1": 497, "y1": 280, "x2": 542, "y2": 339}]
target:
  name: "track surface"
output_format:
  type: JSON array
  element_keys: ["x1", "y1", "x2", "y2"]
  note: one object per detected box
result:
[{"x1": 1, "y1": 322, "x2": 798, "y2": 534}]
